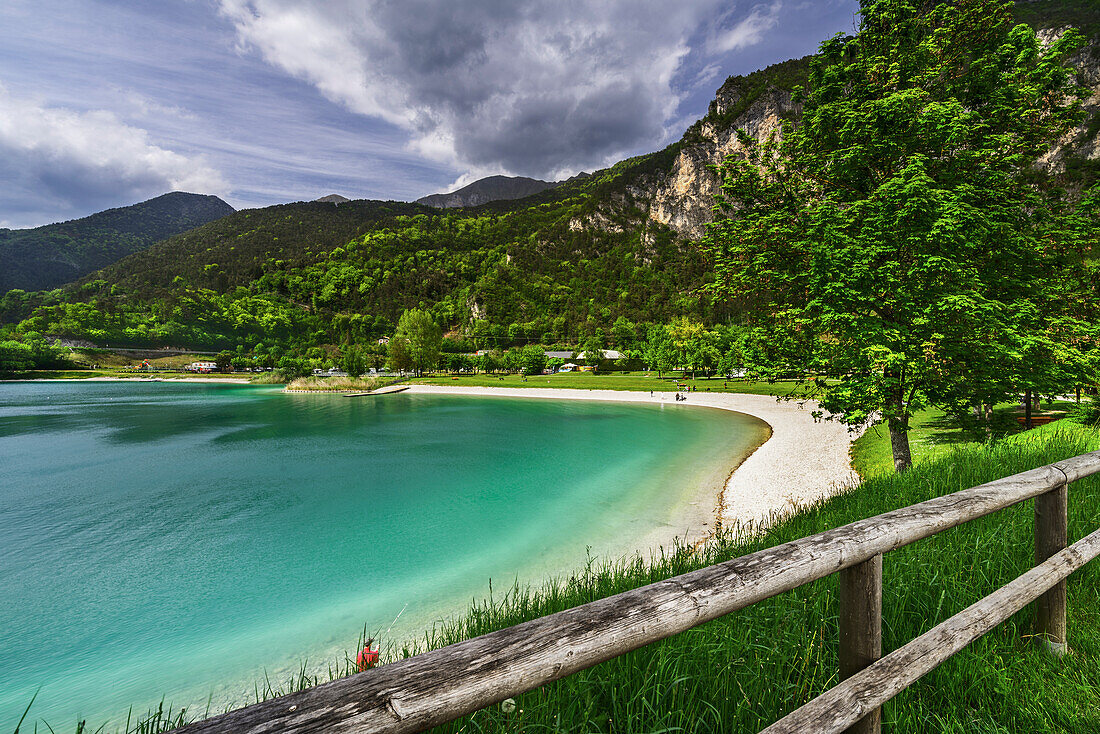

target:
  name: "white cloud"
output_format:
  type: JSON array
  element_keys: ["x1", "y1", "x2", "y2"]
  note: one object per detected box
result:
[
  {"x1": 217, "y1": 1, "x2": 780, "y2": 179},
  {"x1": 707, "y1": 3, "x2": 782, "y2": 55},
  {"x1": 0, "y1": 86, "x2": 227, "y2": 224}
]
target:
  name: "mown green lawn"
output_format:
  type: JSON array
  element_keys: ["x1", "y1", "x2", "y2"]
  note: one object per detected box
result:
[{"x1": 852, "y1": 401, "x2": 1080, "y2": 477}]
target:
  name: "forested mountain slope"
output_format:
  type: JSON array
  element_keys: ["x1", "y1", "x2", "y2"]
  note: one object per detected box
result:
[
  {"x1": 0, "y1": 192, "x2": 234, "y2": 293},
  {"x1": 3, "y1": 1, "x2": 1097, "y2": 354},
  {"x1": 416, "y1": 175, "x2": 558, "y2": 208}
]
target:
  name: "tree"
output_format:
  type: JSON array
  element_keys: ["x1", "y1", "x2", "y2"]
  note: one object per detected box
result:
[
  {"x1": 215, "y1": 350, "x2": 234, "y2": 373},
  {"x1": 705, "y1": 0, "x2": 1095, "y2": 471},
  {"x1": 341, "y1": 346, "x2": 365, "y2": 378},
  {"x1": 502, "y1": 348, "x2": 523, "y2": 373},
  {"x1": 386, "y1": 334, "x2": 411, "y2": 374},
  {"x1": 0, "y1": 340, "x2": 34, "y2": 375},
  {"x1": 667, "y1": 317, "x2": 712, "y2": 379},
  {"x1": 477, "y1": 352, "x2": 499, "y2": 374},
  {"x1": 580, "y1": 336, "x2": 604, "y2": 369},
  {"x1": 640, "y1": 324, "x2": 680, "y2": 378},
  {"x1": 276, "y1": 355, "x2": 311, "y2": 380},
  {"x1": 519, "y1": 344, "x2": 547, "y2": 375},
  {"x1": 391, "y1": 308, "x2": 442, "y2": 376},
  {"x1": 611, "y1": 316, "x2": 636, "y2": 349}
]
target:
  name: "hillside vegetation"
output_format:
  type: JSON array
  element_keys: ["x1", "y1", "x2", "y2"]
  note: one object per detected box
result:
[
  {"x1": 0, "y1": 192, "x2": 233, "y2": 294},
  {"x1": 2, "y1": 152, "x2": 713, "y2": 350},
  {"x1": 1, "y1": 2, "x2": 1097, "y2": 364}
]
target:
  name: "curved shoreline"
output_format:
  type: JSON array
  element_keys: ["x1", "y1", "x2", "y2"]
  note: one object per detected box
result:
[{"x1": 404, "y1": 384, "x2": 860, "y2": 535}]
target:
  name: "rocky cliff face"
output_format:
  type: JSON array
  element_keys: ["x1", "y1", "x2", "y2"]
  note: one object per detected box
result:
[
  {"x1": 625, "y1": 28, "x2": 1100, "y2": 242},
  {"x1": 648, "y1": 84, "x2": 798, "y2": 239}
]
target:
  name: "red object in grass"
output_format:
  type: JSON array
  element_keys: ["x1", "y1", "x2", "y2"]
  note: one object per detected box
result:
[{"x1": 357, "y1": 646, "x2": 380, "y2": 671}]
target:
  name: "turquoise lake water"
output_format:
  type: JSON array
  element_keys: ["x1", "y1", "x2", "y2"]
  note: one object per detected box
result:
[{"x1": 0, "y1": 381, "x2": 768, "y2": 729}]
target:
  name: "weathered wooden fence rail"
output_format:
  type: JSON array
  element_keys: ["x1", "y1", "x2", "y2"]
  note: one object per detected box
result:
[{"x1": 180, "y1": 450, "x2": 1100, "y2": 734}]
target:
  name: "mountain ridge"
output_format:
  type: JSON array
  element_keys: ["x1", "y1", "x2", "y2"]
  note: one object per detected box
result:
[
  {"x1": 3, "y1": 1, "x2": 1096, "y2": 351},
  {"x1": 0, "y1": 192, "x2": 235, "y2": 293},
  {"x1": 416, "y1": 175, "x2": 558, "y2": 208}
]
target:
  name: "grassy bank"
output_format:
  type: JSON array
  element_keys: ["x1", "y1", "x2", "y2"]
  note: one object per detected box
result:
[
  {"x1": 404, "y1": 424, "x2": 1100, "y2": 733},
  {"x1": 283, "y1": 375, "x2": 400, "y2": 392},
  {"x1": 852, "y1": 402, "x2": 1078, "y2": 478}
]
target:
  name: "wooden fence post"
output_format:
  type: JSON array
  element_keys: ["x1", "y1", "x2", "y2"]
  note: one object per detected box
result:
[
  {"x1": 838, "y1": 553, "x2": 882, "y2": 734},
  {"x1": 1035, "y1": 483, "x2": 1069, "y2": 655}
]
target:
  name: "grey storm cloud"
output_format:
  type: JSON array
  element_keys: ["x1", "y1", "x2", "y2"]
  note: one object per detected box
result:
[{"x1": 219, "y1": 0, "x2": 781, "y2": 179}]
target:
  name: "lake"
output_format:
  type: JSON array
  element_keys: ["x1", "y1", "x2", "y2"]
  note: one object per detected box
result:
[{"x1": 0, "y1": 381, "x2": 768, "y2": 728}]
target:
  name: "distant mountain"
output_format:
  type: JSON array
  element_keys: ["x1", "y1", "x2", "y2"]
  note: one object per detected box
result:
[
  {"x1": 315, "y1": 194, "x2": 351, "y2": 204},
  {"x1": 0, "y1": 192, "x2": 234, "y2": 293},
  {"x1": 416, "y1": 175, "x2": 557, "y2": 208}
]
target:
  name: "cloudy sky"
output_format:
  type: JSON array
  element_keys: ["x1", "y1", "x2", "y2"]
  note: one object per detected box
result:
[{"x1": 0, "y1": 0, "x2": 858, "y2": 228}]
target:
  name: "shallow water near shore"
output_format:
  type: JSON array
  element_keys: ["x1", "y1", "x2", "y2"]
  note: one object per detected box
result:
[{"x1": 0, "y1": 381, "x2": 767, "y2": 728}]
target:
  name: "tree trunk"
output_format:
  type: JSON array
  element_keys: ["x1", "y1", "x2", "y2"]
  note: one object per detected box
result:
[
  {"x1": 888, "y1": 412, "x2": 913, "y2": 472},
  {"x1": 886, "y1": 376, "x2": 912, "y2": 472},
  {"x1": 1025, "y1": 389, "x2": 1033, "y2": 430}
]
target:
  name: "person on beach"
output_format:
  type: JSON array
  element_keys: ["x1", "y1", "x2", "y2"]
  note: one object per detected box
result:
[{"x1": 357, "y1": 638, "x2": 380, "y2": 671}]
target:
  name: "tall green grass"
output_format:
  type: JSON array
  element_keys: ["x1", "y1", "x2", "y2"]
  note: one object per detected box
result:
[
  {"x1": 411, "y1": 425, "x2": 1100, "y2": 733},
  {"x1": 19, "y1": 426, "x2": 1100, "y2": 733}
]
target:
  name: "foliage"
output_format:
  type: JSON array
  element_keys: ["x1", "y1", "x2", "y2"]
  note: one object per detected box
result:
[
  {"x1": 0, "y1": 335, "x2": 72, "y2": 375},
  {"x1": 275, "y1": 356, "x2": 311, "y2": 381},
  {"x1": 341, "y1": 346, "x2": 366, "y2": 378},
  {"x1": 705, "y1": 0, "x2": 1098, "y2": 471},
  {"x1": 389, "y1": 309, "x2": 442, "y2": 376},
  {"x1": 3, "y1": 130, "x2": 734, "y2": 355},
  {"x1": 518, "y1": 344, "x2": 547, "y2": 375}
]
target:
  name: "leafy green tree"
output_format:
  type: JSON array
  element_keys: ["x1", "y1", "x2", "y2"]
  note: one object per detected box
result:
[
  {"x1": 341, "y1": 346, "x2": 366, "y2": 378},
  {"x1": 0, "y1": 340, "x2": 34, "y2": 375},
  {"x1": 718, "y1": 341, "x2": 746, "y2": 378},
  {"x1": 477, "y1": 352, "x2": 499, "y2": 374},
  {"x1": 215, "y1": 351, "x2": 234, "y2": 373},
  {"x1": 705, "y1": 0, "x2": 1094, "y2": 471},
  {"x1": 391, "y1": 308, "x2": 442, "y2": 376},
  {"x1": 386, "y1": 337, "x2": 411, "y2": 374},
  {"x1": 611, "y1": 316, "x2": 636, "y2": 349},
  {"x1": 449, "y1": 353, "x2": 473, "y2": 373},
  {"x1": 667, "y1": 317, "x2": 712, "y2": 378},
  {"x1": 519, "y1": 344, "x2": 548, "y2": 376},
  {"x1": 641, "y1": 324, "x2": 672, "y2": 377},
  {"x1": 502, "y1": 348, "x2": 523, "y2": 373},
  {"x1": 580, "y1": 336, "x2": 604, "y2": 368},
  {"x1": 276, "y1": 356, "x2": 311, "y2": 380}
]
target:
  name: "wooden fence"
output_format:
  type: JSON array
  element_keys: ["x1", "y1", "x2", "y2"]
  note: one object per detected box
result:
[{"x1": 179, "y1": 450, "x2": 1100, "y2": 734}]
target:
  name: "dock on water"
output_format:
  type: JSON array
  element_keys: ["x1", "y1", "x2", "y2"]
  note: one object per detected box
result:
[{"x1": 344, "y1": 384, "x2": 409, "y2": 397}]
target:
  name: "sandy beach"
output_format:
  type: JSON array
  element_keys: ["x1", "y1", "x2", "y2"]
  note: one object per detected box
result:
[{"x1": 405, "y1": 384, "x2": 861, "y2": 535}]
